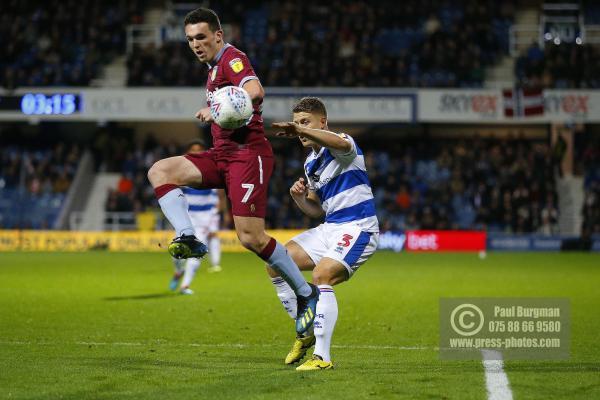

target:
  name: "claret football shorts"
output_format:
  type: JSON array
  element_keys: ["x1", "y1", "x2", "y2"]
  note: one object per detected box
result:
[{"x1": 185, "y1": 145, "x2": 273, "y2": 218}]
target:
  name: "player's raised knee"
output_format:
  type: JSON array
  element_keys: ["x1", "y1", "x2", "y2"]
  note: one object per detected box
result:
[
  {"x1": 147, "y1": 159, "x2": 168, "y2": 185},
  {"x1": 148, "y1": 158, "x2": 186, "y2": 187}
]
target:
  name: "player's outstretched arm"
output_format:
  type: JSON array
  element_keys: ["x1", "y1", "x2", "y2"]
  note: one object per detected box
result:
[
  {"x1": 273, "y1": 122, "x2": 351, "y2": 153},
  {"x1": 290, "y1": 177, "x2": 325, "y2": 219}
]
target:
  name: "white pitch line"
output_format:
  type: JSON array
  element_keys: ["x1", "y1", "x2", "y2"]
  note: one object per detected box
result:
[
  {"x1": 333, "y1": 344, "x2": 430, "y2": 350},
  {"x1": 78, "y1": 341, "x2": 144, "y2": 346},
  {"x1": 0, "y1": 340, "x2": 431, "y2": 351},
  {"x1": 481, "y1": 350, "x2": 513, "y2": 400}
]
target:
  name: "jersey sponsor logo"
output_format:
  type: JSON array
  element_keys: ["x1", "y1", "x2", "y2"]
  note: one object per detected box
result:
[
  {"x1": 308, "y1": 171, "x2": 335, "y2": 185},
  {"x1": 229, "y1": 58, "x2": 244, "y2": 73},
  {"x1": 211, "y1": 66, "x2": 218, "y2": 81}
]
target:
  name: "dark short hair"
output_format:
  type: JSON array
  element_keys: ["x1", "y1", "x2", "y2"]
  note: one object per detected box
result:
[
  {"x1": 187, "y1": 139, "x2": 206, "y2": 151},
  {"x1": 292, "y1": 97, "x2": 327, "y2": 118},
  {"x1": 183, "y1": 8, "x2": 222, "y2": 32}
]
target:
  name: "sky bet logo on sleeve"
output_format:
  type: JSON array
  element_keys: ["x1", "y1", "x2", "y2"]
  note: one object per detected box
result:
[{"x1": 229, "y1": 58, "x2": 244, "y2": 73}]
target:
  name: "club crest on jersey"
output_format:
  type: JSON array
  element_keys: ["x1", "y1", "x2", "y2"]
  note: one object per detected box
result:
[
  {"x1": 210, "y1": 66, "x2": 218, "y2": 81},
  {"x1": 229, "y1": 58, "x2": 244, "y2": 73}
]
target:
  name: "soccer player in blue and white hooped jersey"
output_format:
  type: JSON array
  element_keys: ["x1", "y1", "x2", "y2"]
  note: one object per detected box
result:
[
  {"x1": 170, "y1": 140, "x2": 227, "y2": 294},
  {"x1": 267, "y1": 97, "x2": 379, "y2": 370}
]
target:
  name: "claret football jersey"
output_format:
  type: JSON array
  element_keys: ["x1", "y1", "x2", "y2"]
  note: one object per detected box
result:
[{"x1": 205, "y1": 43, "x2": 266, "y2": 151}]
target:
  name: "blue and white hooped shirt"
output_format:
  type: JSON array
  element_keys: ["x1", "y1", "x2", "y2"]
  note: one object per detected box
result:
[
  {"x1": 182, "y1": 187, "x2": 219, "y2": 215},
  {"x1": 303, "y1": 134, "x2": 378, "y2": 233}
]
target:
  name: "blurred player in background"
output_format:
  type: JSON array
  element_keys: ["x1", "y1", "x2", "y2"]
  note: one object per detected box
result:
[
  {"x1": 170, "y1": 140, "x2": 227, "y2": 295},
  {"x1": 268, "y1": 97, "x2": 379, "y2": 370},
  {"x1": 147, "y1": 8, "x2": 319, "y2": 333}
]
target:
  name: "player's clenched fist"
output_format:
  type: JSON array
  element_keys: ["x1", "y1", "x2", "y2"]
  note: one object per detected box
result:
[
  {"x1": 195, "y1": 107, "x2": 214, "y2": 122},
  {"x1": 290, "y1": 177, "x2": 308, "y2": 198}
]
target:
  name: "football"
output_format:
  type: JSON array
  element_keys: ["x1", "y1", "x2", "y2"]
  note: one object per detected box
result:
[{"x1": 210, "y1": 86, "x2": 253, "y2": 129}]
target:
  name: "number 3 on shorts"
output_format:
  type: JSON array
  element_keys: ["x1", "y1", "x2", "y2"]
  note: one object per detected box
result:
[{"x1": 241, "y1": 183, "x2": 254, "y2": 203}]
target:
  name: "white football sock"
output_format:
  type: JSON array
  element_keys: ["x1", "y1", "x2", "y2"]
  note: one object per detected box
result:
[
  {"x1": 173, "y1": 258, "x2": 186, "y2": 273},
  {"x1": 313, "y1": 285, "x2": 338, "y2": 362},
  {"x1": 181, "y1": 258, "x2": 201, "y2": 288},
  {"x1": 209, "y1": 236, "x2": 221, "y2": 267},
  {"x1": 158, "y1": 188, "x2": 195, "y2": 237},
  {"x1": 271, "y1": 276, "x2": 297, "y2": 319}
]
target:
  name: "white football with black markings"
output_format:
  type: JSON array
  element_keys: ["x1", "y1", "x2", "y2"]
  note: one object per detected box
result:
[{"x1": 210, "y1": 86, "x2": 253, "y2": 130}]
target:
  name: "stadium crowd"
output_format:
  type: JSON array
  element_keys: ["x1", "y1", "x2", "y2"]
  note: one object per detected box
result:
[
  {"x1": 127, "y1": 0, "x2": 515, "y2": 87},
  {"x1": 580, "y1": 135, "x2": 600, "y2": 235},
  {"x1": 0, "y1": 123, "x2": 584, "y2": 237},
  {"x1": 92, "y1": 128, "x2": 170, "y2": 218},
  {"x1": 99, "y1": 132, "x2": 559, "y2": 235},
  {"x1": 0, "y1": 0, "x2": 145, "y2": 88},
  {"x1": 516, "y1": 42, "x2": 600, "y2": 89},
  {"x1": 5, "y1": 1, "x2": 600, "y2": 91},
  {"x1": 366, "y1": 136, "x2": 559, "y2": 234},
  {"x1": 0, "y1": 127, "x2": 81, "y2": 228}
]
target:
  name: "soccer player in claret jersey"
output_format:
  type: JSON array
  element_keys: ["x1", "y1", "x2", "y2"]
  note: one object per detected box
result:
[
  {"x1": 147, "y1": 8, "x2": 319, "y2": 334},
  {"x1": 268, "y1": 97, "x2": 380, "y2": 370},
  {"x1": 169, "y1": 140, "x2": 226, "y2": 295}
]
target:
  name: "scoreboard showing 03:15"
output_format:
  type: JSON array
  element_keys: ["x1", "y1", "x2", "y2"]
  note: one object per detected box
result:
[{"x1": 0, "y1": 93, "x2": 82, "y2": 115}]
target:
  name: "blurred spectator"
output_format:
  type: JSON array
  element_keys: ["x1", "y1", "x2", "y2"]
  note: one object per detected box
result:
[
  {"x1": 395, "y1": 185, "x2": 411, "y2": 210},
  {"x1": 582, "y1": 182, "x2": 600, "y2": 235},
  {"x1": 117, "y1": 174, "x2": 134, "y2": 194},
  {"x1": 53, "y1": 171, "x2": 71, "y2": 193}
]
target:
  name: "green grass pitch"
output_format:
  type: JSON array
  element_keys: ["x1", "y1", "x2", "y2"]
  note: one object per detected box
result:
[{"x1": 1, "y1": 251, "x2": 599, "y2": 399}]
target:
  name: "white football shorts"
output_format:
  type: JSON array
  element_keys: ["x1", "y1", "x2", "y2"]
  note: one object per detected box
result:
[{"x1": 290, "y1": 222, "x2": 379, "y2": 278}]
